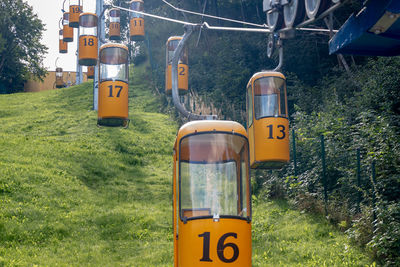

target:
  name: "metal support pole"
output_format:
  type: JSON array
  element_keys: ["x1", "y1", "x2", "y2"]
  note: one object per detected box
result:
[
  {"x1": 93, "y1": 0, "x2": 104, "y2": 111},
  {"x1": 76, "y1": 27, "x2": 83, "y2": 85},
  {"x1": 320, "y1": 135, "x2": 328, "y2": 215},
  {"x1": 356, "y1": 148, "x2": 362, "y2": 213},
  {"x1": 171, "y1": 24, "x2": 217, "y2": 121},
  {"x1": 273, "y1": 38, "x2": 283, "y2": 72},
  {"x1": 292, "y1": 129, "x2": 297, "y2": 176},
  {"x1": 371, "y1": 160, "x2": 377, "y2": 222}
]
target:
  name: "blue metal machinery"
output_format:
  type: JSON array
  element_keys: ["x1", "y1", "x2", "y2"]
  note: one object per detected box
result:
[{"x1": 329, "y1": 0, "x2": 400, "y2": 56}]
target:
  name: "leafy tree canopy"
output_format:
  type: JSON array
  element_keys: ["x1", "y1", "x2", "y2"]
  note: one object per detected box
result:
[{"x1": 0, "y1": 0, "x2": 47, "y2": 94}]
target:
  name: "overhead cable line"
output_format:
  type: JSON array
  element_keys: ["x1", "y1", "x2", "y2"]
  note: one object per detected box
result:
[
  {"x1": 161, "y1": 0, "x2": 268, "y2": 29},
  {"x1": 111, "y1": 5, "x2": 271, "y2": 33},
  {"x1": 112, "y1": 5, "x2": 197, "y2": 25}
]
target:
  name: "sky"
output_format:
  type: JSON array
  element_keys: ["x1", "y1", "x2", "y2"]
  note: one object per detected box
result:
[{"x1": 25, "y1": 0, "x2": 97, "y2": 72}]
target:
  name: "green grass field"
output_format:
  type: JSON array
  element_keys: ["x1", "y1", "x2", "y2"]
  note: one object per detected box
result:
[{"x1": 0, "y1": 65, "x2": 373, "y2": 266}]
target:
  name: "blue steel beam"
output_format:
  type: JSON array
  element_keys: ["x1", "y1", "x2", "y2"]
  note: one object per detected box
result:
[{"x1": 329, "y1": 0, "x2": 400, "y2": 56}]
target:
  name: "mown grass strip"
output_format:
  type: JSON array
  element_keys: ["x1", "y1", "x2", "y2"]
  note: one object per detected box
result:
[{"x1": 0, "y1": 65, "x2": 372, "y2": 266}]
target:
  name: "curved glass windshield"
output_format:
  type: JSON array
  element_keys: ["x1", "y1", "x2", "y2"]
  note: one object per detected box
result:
[
  {"x1": 254, "y1": 76, "x2": 287, "y2": 119},
  {"x1": 179, "y1": 133, "x2": 250, "y2": 221},
  {"x1": 167, "y1": 39, "x2": 188, "y2": 65},
  {"x1": 63, "y1": 13, "x2": 70, "y2": 25},
  {"x1": 100, "y1": 47, "x2": 128, "y2": 82},
  {"x1": 79, "y1": 15, "x2": 97, "y2": 36},
  {"x1": 109, "y1": 9, "x2": 120, "y2": 18},
  {"x1": 130, "y1": 2, "x2": 144, "y2": 18}
]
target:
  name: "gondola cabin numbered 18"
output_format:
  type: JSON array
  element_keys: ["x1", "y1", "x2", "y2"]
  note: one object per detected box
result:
[
  {"x1": 165, "y1": 36, "x2": 188, "y2": 95},
  {"x1": 173, "y1": 120, "x2": 252, "y2": 267},
  {"x1": 79, "y1": 12, "x2": 98, "y2": 66},
  {"x1": 246, "y1": 71, "x2": 290, "y2": 169}
]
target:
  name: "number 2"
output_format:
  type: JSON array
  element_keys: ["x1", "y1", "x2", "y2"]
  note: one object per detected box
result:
[{"x1": 179, "y1": 67, "x2": 185, "y2": 76}]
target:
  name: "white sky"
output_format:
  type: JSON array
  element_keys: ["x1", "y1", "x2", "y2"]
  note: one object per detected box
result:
[{"x1": 25, "y1": 0, "x2": 97, "y2": 72}]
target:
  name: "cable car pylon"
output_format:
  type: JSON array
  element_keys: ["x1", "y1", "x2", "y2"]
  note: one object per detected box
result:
[{"x1": 171, "y1": 24, "x2": 217, "y2": 121}]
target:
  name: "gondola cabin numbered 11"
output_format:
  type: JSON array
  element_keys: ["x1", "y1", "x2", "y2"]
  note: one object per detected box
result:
[
  {"x1": 246, "y1": 71, "x2": 290, "y2": 169},
  {"x1": 129, "y1": 0, "x2": 145, "y2": 41},
  {"x1": 173, "y1": 120, "x2": 252, "y2": 267}
]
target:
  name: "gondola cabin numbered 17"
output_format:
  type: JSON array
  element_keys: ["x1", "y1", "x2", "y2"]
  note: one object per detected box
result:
[
  {"x1": 246, "y1": 71, "x2": 290, "y2": 169},
  {"x1": 97, "y1": 44, "x2": 129, "y2": 127},
  {"x1": 173, "y1": 120, "x2": 252, "y2": 267}
]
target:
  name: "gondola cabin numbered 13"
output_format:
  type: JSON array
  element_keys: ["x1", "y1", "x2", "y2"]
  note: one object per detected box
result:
[
  {"x1": 173, "y1": 120, "x2": 252, "y2": 267},
  {"x1": 246, "y1": 71, "x2": 290, "y2": 169}
]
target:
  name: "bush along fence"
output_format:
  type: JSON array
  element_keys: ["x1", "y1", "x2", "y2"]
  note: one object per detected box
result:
[{"x1": 254, "y1": 129, "x2": 400, "y2": 265}]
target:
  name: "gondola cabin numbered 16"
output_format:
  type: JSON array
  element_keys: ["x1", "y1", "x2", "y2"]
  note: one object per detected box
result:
[
  {"x1": 173, "y1": 120, "x2": 252, "y2": 267},
  {"x1": 165, "y1": 36, "x2": 188, "y2": 95},
  {"x1": 246, "y1": 71, "x2": 290, "y2": 169}
]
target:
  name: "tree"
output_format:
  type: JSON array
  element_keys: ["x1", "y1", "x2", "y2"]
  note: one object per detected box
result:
[{"x1": 0, "y1": 0, "x2": 47, "y2": 94}]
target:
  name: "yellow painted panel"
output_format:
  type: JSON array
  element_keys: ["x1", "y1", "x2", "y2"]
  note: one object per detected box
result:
[
  {"x1": 165, "y1": 64, "x2": 188, "y2": 95},
  {"x1": 98, "y1": 80, "x2": 129, "y2": 119},
  {"x1": 79, "y1": 35, "x2": 98, "y2": 66},
  {"x1": 251, "y1": 117, "x2": 289, "y2": 168},
  {"x1": 129, "y1": 18, "x2": 144, "y2": 40},
  {"x1": 178, "y1": 218, "x2": 251, "y2": 266}
]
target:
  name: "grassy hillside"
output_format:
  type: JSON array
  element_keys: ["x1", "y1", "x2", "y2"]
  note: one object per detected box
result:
[{"x1": 0, "y1": 65, "x2": 372, "y2": 266}]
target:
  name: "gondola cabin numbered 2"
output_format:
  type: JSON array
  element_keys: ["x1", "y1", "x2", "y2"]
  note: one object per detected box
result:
[
  {"x1": 165, "y1": 36, "x2": 188, "y2": 95},
  {"x1": 246, "y1": 71, "x2": 290, "y2": 169},
  {"x1": 173, "y1": 120, "x2": 252, "y2": 267}
]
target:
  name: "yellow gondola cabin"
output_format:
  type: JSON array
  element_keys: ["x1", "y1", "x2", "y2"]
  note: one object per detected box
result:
[
  {"x1": 246, "y1": 71, "x2": 290, "y2": 169},
  {"x1": 165, "y1": 36, "x2": 188, "y2": 95},
  {"x1": 59, "y1": 30, "x2": 68, "y2": 53},
  {"x1": 97, "y1": 44, "x2": 129, "y2": 127},
  {"x1": 129, "y1": 0, "x2": 145, "y2": 41},
  {"x1": 55, "y1": 68, "x2": 64, "y2": 88},
  {"x1": 87, "y1": 66, "x2": 94, "y2": 79},
  {"x1": 78, "y1": 12, "x2": 98, "y2": 66},
  {"x1": 109, "y1": 8, "x2": 121, "y2": 41},
  {"x1": 173, "y1": 120, "x2": 252, "y2": 267},
  {"x1": 63, "y1": 12, "x2": 73, "y2": 42},
  {"x1": 69, "y1": 0, "x2": 82, "y2": 28}
]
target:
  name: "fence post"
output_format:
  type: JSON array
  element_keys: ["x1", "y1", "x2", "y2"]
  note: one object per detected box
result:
[
  {"x1": 320, "y1": 135, "x2": 328, "y2": 215},
  {"x1": 371, "y1": 160, "x2": 377, "y2": 222},
  {"x1": 292, "y1": 129, "x2": 298, "y2": 176},
  {"x1": 356, "y1": 148, "x2": 361, "y2": 213}
]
